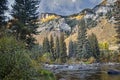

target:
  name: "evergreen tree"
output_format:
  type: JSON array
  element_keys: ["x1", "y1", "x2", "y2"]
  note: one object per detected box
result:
[
  {"x1": 68, "y1": 40, "x2": 74, "y2": 58},
  {"x1": 82, "y1": 40, "x2": 92, "y2": 59},
  {"x1": 49, "y1": 35, "x2": 55, "y2": 60},
  {"x1": 59, "y1": 33, "x2": 67, "y2": 63},
  {"x1": 73, "y1": 42, "x2": 77, "y2": 58},
  {"x1": 88, "y1": 33, "x2": 100, "y2": 61},
  {"x1": 11, "y1": 0, "x2": 40, "y2": 49},
  {"x1": 0, "y1": 0, "x2": 8, "y2": 33},
  {"x1": 114, "y1": 0, "x2": 120, "y2": 51},
  {"x1": 43, "y1": 37, "x2": 50, "y2": 53},
  {"x1": 54, "y1": 36, "x2": 60, "y2": 60},
  {"x1": 76, "y1": 19, "x2": 92, "y2": 60},
  {"x1": 76, "y1": 20, "x2": 87, "y2": 60}
]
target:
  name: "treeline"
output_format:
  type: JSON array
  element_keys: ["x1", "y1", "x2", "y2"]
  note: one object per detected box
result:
[
  {"x1": 0, "y1": 0, "x2": 55, "y2": 80},
  {"x1": 43, "y1": 20, "x2": 100, "y2": 63},
  {"x1": 41, "y1": 20, "x2": 100, "y2": 63},
  {"x1": 42, "y1": 19, "x2": 120, "y2": 64},
  {"x1": 68, "y1": 19, "x2": 120, "y2": 62},
  {"x1": 42, "y1": 33, "x2": 67, "y2": 63}
]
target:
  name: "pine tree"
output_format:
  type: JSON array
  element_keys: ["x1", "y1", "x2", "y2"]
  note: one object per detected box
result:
[
  {"x1": 43, "y1": 37, "x2": 50, "y2": 53},
  {"x1": 76, "y1": 19, "x2": 92, "y2": 60},
  {"x1": 59, "y1": 33, "x2": 67, "y2": 63},
  {"x1": 68, "y1": 40, "x2": 74, "y2": 58},
  {"x1": 0, "y1": 0, "x2": 8, "y2": 33},
  {"x1": 88, "y1": 33, "x2": 100, "y2": 61},
  {"x1": 11, "y1": 0, "x2": 40, "y2": 49},
  {"x1": 54, "y1": 36, "x2": 60, "y2": 60},
  {"x1": 114, "y1": 0, "x2": 120, "y2": 51},
  {"x1": 49, "y1": 35, "x2": 55, "y2": 60},
  {"x1": 76, "y1": 20, "x2": 87, "y2": 60},
  {"x1": 82, "y1": 40, "x2": 92, "y2": 59},
  {"x1": 73, "y1": 42, "x2": 77, "y2": 58}
]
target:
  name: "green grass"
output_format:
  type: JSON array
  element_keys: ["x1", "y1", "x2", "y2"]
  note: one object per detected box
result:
[{"x1": 39, "y1": 69, "x2": 56, "y2": 80}]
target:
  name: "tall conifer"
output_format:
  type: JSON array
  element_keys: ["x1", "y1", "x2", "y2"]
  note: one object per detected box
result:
[
  {"x1": 68, "y1": 40, "x2": 74, "y2": 58},
  {"x1": 11, "y1": 0, "x2": 40, "y2": 48},
  {"x1": 59, "y1": 33, "x2": 67, "y2": 63},
  {"x1": 54, "y1": 36, "x2": 60, "y2": 60},
  {"x1": 0, "y1": 0, "x2": 8, "y2": 34},
  {"x1": 114, "y1": 0, "x2": 120, "y2": 51},
  {"x1": 88, "y1": 33, "x2": 100, "y2": 61},
  {"x1": 76, "y1": 19, "x2": 92, "y2": 60}
]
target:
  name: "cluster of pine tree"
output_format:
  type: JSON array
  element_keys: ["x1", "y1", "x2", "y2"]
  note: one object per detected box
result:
[
  {"x1": 114, "y1": 0, "x2": 120, "y2": 52},
  {"x1": 9, "y1": 0, "x2": 40, "y2": 49},
  {"x1": 0, "y1": 0, "x2": 8, "y2": 35},
  {"x1": 42, "y1": 33, "x2": 67, "y2": 63},
  {"x1": 68, "y1": 20, "x2": 100, "y2": 61}
]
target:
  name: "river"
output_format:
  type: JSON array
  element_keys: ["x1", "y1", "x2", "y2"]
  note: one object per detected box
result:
[{"x1": 54, "y1": 63, "x2": 120, "y2": 80}]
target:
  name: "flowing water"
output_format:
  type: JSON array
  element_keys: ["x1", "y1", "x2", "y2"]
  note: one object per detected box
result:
[{"x1": 55, "y1": 63, "x2": 120, "y2": 80}]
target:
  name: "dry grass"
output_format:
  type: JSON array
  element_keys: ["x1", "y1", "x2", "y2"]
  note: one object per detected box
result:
[{"x1": 35, "y1": 17, "x2": 117, "y2": 50}]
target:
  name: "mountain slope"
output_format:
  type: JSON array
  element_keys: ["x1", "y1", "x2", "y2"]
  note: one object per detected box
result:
[
  {"x1": 65, "y1": 17, "x2": 118, "y2": 50},
  {"x1": 35, "y1": 0, "x2": 118, "y2": 50}
]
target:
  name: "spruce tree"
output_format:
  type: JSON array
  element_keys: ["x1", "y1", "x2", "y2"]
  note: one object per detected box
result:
[
  {"x1": 73, "y1": 42, "x2": 77, "y2": 58},
  {"x1": 68, "y1": 40, "x2": 74, "y2": 58},
  {"x1": 114, "y1": 0, "x2": 120, "y2": 51},
  {"x1": 11, "y1": 0, "x2": 40, "y2": 49},
  {"x1": 82, "y1": 40, "x2": 92, "y2": 59},
  {"x1": 59, "y1": 33, "x2": 67, "y2": 63},
  {"x1": 88, "y1": 33, "x2": 100, "y2": 61},
  {"x1": 54, "y1": 36, "x2": 60, "y2": 60},
  {"x1": 49, "y1": 35, "x2": 55, "y2": 59},
  {"x1": 76, "y1": 20, "x2": 87, "y2": 60},
  {"x1": 0, "y1": 0, "x2": 8, "y2": 33},
  {"x1": 76, "y1": 19, "x2": 92, "y2": 60},
  {"x1": 43, "y1": 37, "x2": 50, "y2": 53}
]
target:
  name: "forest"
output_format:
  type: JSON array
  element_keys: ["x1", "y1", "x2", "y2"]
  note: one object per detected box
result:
[{"x1": 0, "y1": 0, "x2": 120, "y2": 80}]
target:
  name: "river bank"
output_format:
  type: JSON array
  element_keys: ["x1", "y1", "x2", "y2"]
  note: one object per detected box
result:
[{"x1": 43, "y1": 62, "x2": 120, "y2": 80}]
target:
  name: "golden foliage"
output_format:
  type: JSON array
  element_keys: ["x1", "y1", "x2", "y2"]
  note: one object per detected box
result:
[
  {"x1": 99, "y1": 42, "x2": 109, "y2": 50},
  {"x1": 71, "y1": 14, "x2": 85, "y2": 20},
  {"x1": 41, "y1": 15, "x2": 58, "y2": 23},
  {"x1": 88, "y1": 57, "x2": 96, "y2": 63}
]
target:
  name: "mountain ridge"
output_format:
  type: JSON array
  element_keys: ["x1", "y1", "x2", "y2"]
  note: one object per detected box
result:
[{"x1": 35, "y1": 0, "x2": 118, "y2": 50}]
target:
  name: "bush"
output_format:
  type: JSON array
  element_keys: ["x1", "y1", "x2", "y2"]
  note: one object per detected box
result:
[
  {"x1": 39, "y1": 69, "x2": 56, "y2": 80},
  {"x1": 0, "y1": 36, "x2": 56, "y2": 80},
  {"x1": 0, "y1": 36, "x2": 38, "y2": 80}
]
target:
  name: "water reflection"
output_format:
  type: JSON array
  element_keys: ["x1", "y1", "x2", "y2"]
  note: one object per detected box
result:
[
  {"x1": 56, "y1": 71, "x2": 120, "y2": 80},
  {"x1": 55, "y1": 64, "x2": 120, "y2": 80}
]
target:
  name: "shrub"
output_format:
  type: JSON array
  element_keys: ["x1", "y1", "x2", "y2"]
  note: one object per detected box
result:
[{"x1": 0, "y1": 36, "x2": 38, "y2": 80}]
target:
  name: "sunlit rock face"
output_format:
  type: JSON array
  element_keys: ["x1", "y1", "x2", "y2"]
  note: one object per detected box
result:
[
  {"x1": 38, "y1": 15, "x2": 71, "y2": 33},
  {"x1": 93, "y1": 0, "x2": 116, "y2": 16},
  {"x1": 93, "y1": 5, "x2": 110, "y2": 15},
  {"x1": 81, "y1": 9, "x2": 95, "y2": 19},
  {"x1": 107, "y1": 0, "x2": 117, "y2": 5}
]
